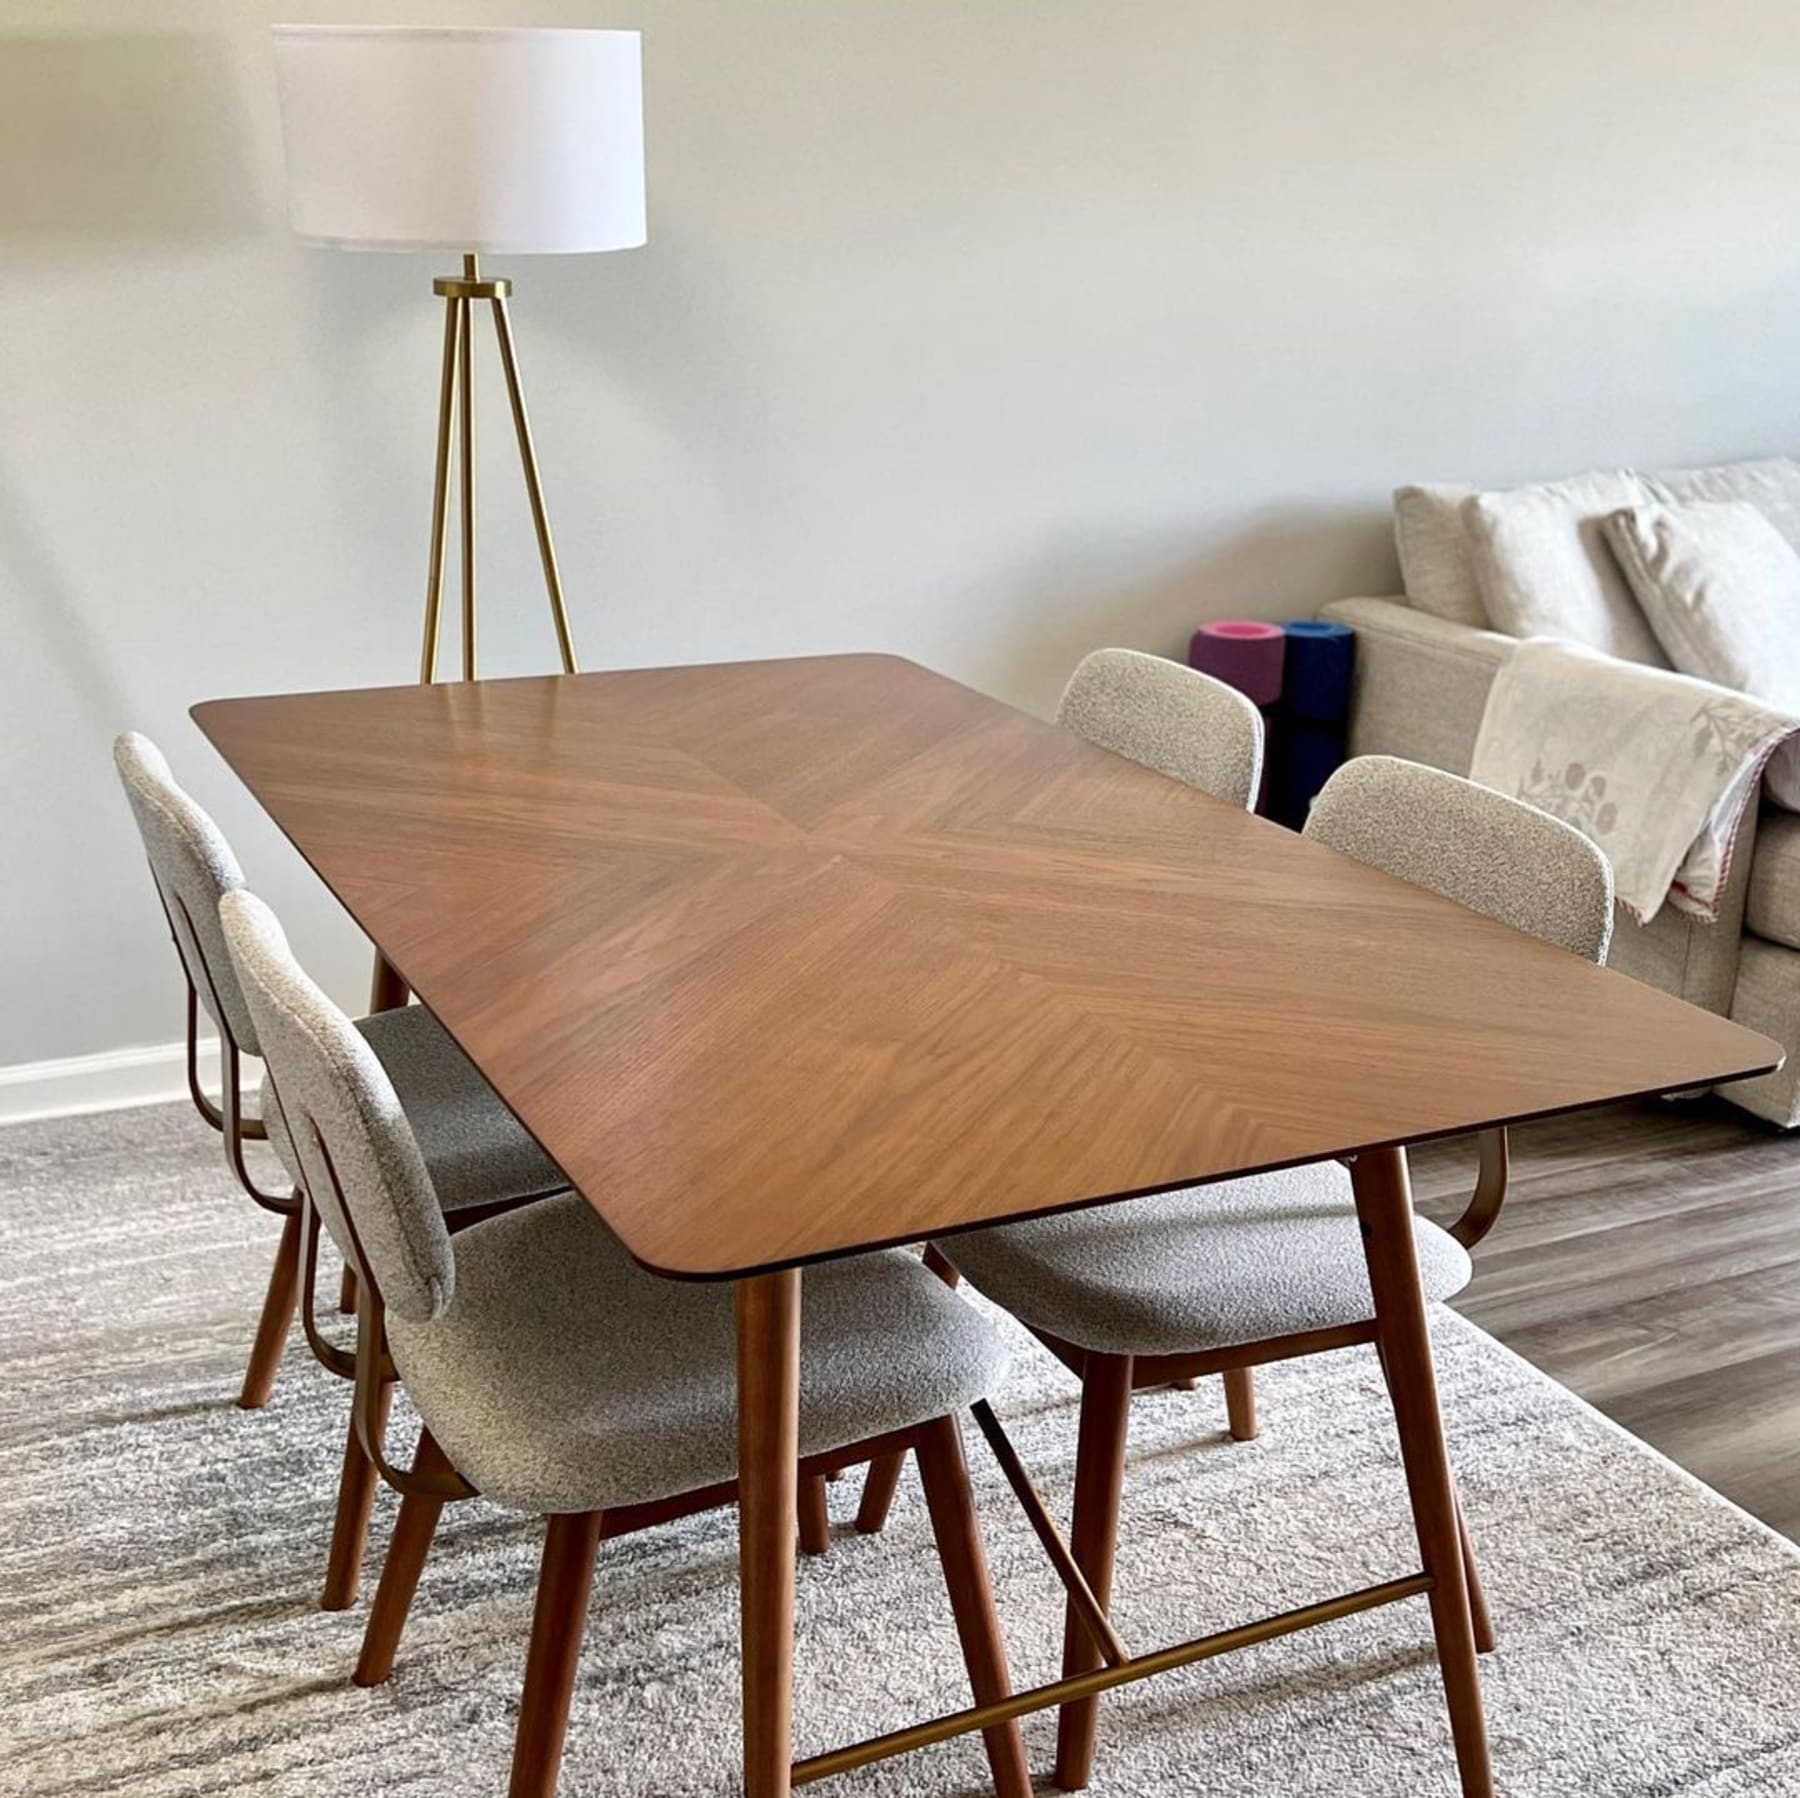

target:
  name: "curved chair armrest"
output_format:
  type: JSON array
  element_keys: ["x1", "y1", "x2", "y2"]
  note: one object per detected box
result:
[
  {"x1": 171, "y1": 887, "x2": 291, "y2": 1211},
  {"x1": 303, "y1": 1115, "x2": 477, "y2": 1504},
  {"x1": 349, "y1": 1288, "x2": 475, "y2": 1501},
  {"x1": 347, "y1": 1290, "x2": 455, "y2": 1490},
  {"x1": 297, "y1": 1195, "x2": 358, "y2": 1382},
  {"x1": 1448, "y1": 1127, "x2": 1510, "y2": 1250},
  {"x1": 218, "y1": 1035, "x2": 297, "y2": 1216},
  {"x1": 182, "y1": 984, "x2": 226, "y2": 1134}
]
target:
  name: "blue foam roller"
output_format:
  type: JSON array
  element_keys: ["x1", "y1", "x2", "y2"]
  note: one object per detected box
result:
[
  {"x1": 1280, "y1": 620, "x2": 1355, "y2": 725},
  {"x1": 1272, "y1": 721, "x2": 1347, "y2": 829}
]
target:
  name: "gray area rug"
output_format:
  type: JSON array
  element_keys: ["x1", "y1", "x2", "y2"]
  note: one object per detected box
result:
[{"x1": 4, "y1": 1103, "x2": 1800, "y2": 1796}]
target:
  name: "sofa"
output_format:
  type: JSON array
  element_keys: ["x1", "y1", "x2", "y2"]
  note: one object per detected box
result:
[{"x1": 1318, "y1": 456, "x2": 1800, "y2": 1128}]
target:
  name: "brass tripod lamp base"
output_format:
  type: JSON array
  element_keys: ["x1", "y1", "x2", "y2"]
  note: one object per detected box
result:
[{"x1": 418, "y1": 253, "x2": 579, "y2": 685}]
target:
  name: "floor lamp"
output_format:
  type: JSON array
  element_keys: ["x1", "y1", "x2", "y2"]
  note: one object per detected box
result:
[
  {"x1": 272, "y1": 24, "x2": 646, "y2": 1007},
  {"x1": 271, "y1": 25, "x2": 647, "y2": 685}
]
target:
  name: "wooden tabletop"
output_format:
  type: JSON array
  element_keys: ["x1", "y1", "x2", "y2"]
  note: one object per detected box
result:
[{"x1": 194, "y1": 654, "x2": 1781, "y2": 1280}]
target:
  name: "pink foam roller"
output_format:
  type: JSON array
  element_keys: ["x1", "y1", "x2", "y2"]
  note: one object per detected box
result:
[{"x1": 1188, "y1": 620, "x2": 1286, "y2": 709}]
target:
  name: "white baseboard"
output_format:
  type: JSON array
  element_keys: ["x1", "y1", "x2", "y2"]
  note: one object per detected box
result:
[{"x1": 0, "y1": 1038, "x2": 261, "y2": 1127}]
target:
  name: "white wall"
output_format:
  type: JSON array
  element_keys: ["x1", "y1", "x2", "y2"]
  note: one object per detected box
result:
[{"x1": 7, "y1": 0, "x2": 1800, "y2": 1072}]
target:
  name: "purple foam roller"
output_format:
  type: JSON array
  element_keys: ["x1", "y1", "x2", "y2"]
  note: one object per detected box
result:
[{"x1": 1188, "y1": 620, "x2": 1286, "y2": 709}]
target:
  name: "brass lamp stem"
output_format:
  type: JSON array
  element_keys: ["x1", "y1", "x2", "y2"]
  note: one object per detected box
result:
[{"x1": 456, "y1": 251, "x2": 478, "y2": 680}]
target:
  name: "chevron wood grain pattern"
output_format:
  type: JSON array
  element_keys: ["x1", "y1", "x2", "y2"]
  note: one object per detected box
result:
[{"x1": 192, "y1": 654, "x2": 1780, "y2": 1279}]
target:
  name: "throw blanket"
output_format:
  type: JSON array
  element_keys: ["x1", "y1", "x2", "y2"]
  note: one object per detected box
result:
[{"x1": 1470, "y1": 639, "x2": 1800, "y2": 924}]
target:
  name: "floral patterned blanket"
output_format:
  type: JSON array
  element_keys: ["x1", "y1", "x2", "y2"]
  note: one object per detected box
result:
[{"x1": 1470, "y1": 638, "x2": 1800, "y2": 924}]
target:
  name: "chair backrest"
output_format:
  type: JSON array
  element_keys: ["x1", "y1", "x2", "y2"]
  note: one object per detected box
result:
[
  {"x1": 221, "y1": 888, "x2": 454, "y2": 1324},
  {"x1": 113, "y1": 732, "x2": 261, "y2": 1055},
  {"x1": 1059, "y1": 648, "x2": 1264, "y2": 810},
  {"x1": 1305, "y1": 754, "x2": 1615, "y2": 964}
]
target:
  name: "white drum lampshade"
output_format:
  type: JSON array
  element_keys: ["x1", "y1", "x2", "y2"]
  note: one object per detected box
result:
[{"x1": 271, "y1": 25, "x2": 646, "y2": 255}]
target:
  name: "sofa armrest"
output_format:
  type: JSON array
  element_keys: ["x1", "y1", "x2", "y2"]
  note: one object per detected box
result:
[{"x1": 1319, "y1": 597, "x2": 1518, "y2": 777}]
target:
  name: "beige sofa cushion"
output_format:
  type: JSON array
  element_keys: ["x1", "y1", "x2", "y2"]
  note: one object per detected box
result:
[
  {"x1": 1748, "y1": 810, "x2": 1800, "y2": 950},
  {"x1": 1652, "y1": 457, "x2": 1800, "y2": 552},
  {"x1": 1605, "y1": 500, "x2": 1800, "y2": 699},
  {"x1": 1462, "y1": 469, "x2": 1668, "y2": 666},
  {"x1": 1727, "y1": 934, "x2": 1800, "y2": 1127},
  {"x1": 1393, "y1": 484, "x2": 1484, "y2": 627}
]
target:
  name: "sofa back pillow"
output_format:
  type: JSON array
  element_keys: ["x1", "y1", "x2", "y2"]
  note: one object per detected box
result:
[
  {"x1": 1393, "y1": 484, "x2": 1484, "y2": 626},
  {"x1": 1650, "y1": 458, "x2": 1800, "y2": 555},
  {"x1": 1462, "y1": 469, "x2": 1669, "y2": 666},
  {"x1": 1604, "y1": 499, "x2": 1800, "y2": 705}
]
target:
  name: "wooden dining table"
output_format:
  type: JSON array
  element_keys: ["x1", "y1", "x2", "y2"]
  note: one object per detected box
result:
[{"x1": 195, "y1": 651, "x2": 1780, "y2": 1798}]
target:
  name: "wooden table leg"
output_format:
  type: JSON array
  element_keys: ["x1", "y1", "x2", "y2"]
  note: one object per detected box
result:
[
  {"x1": 1378, "y1": 1338, "x2": 1496, "y2": 1659},
  {"x1": 1351, "y1": 1145, "x2": 1494, "y2": 1798},
  {"x1": 738, "y1": 1270, "x2": 801, "y2": 1798},
  {"x1": 368, "y1": 953, "x2": 409, "y2": 1013},
  {"x1": 1054, "y1": 1351, "x2": 1134, "y2": 1791}
]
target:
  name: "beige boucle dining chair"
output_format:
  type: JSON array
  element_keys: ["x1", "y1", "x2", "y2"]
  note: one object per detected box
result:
[
  {"x1": 1056, "y1": 645, "x2": 1265, "y2": 806},
  {"x1": 915, "y1": 754, "x2": 1615, "y2": 1788},
  {"x1": 113, "y1": 733, "x2": 570, "y2": 1607},
  {"x1": 220, "y1": 886, "x2": 1033, "y2": 1798}
]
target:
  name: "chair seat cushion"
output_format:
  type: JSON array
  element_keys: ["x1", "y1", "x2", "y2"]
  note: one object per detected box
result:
[
  {"x1": 390, "y1": 1195, "x2": 1009, "y2": 1515},
  {"x1": 940, "y1": 1161, "x2": 1472, "y2": 1358},
  {"x1": 262, "y1": 1003, "x2": 565, "y2": 1212}
]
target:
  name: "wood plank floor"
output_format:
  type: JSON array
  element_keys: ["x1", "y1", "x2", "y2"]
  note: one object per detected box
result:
[{"x1": 1410, "y1": 1098, "x2": 1800, "y2": 1542}]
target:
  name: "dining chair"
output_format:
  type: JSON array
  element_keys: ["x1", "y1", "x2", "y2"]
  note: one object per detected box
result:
[
  {"x1": 114, "y1": 732, "x2": 571, "y2": 1606},
  {"x1": 219, "y1": 886, "x2": 1033, "y2": 1798},
  {"x1": 1056, "y1": 645, "x2": 1264, "y2": 807},
  {"x1": 887, "y1": 754, "x2": 1614, "y2": 1790}
]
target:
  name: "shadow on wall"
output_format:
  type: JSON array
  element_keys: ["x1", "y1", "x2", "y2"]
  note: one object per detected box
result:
[
  {"x1": 0, "y1": 30, "x2": 262, "y2": 244},
  {"x1": 994, "y1": 506, "x2": 1397, "y2": 713},
  {"x1": 0, "y1": 449, "x2": 128, "y2": 730},
  {"x1": 0, "y1": 29, "x2": 265, "y2": 726}
]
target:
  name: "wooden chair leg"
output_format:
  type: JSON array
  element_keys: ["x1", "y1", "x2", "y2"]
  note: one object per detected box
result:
[
  {"x1": 322, "y1": 1382, "x2": 393, "y2": 1612},
  {"x1": 798, "y1": 1472, "x2": 831, "y2": 1556},
  {"x1": 1053, "y1": 1352, "x2": 1134, "y2": 1793},
  {"x1": 1457, "y1": 1485, "x2": 1497, "y2": 1655},
  {"x1": 237, "y1": 1211, "x2": 301, "y2": 1410},
  {"x1": 339, "y1": 1264, "x2": 359, "y2": 1316},
  {"x1": 508, "y1": 1511, "x2": 604, "y2": 1798},
  {"x1": 1351, "y1": 1147, "x2": 1493, "y2": 1798},
  {"x1": 855, "y1": 1246, "x2": 960, "y2": 1538},
  {"x1": 1223, "y1": 1366, "x2": 1259, "y2": 1441},
  {"x1": 854, "y1": 1449, "x2": 907, "y2": 1535},
  {"x1": 915, "y1": 1414, "x2": 1033, "y2": 1798},
  {"x1": 355, "y1": 1430, "x2": 455, "y2": 1686}
]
